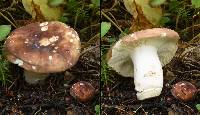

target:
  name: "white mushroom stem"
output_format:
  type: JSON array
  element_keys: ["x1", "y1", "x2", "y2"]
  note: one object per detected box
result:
[
  {"x1": 131, "y1": 45, "x2": 163, "y2": 100},
  {"x1": 24, "y1": 70, "x2": 49, "y2": 84}
]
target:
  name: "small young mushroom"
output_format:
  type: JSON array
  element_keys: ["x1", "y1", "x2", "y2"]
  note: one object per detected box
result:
[
  {"x1": 70, "y1": 81, "x2": 95, "y2": 102},
  {"x1": 171, "y1": 81, "x2": 197, "y2": 101},
  {"x1": 4, "y1": 21, "x2": 81, "y2": 84},
  {"x1": 107, "y1": 28, "x2": 179, "y2": 100}
]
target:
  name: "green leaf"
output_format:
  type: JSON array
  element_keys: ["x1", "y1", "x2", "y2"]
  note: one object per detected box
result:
[
  {"x1": 0, "y1": 25, "x2": 11, "y2": 41},
  {"x1": 108, "y1": 37, "x2": 117, "y2": 43},
  {"x1": 95, "y1": 105, "x2": 100, "y2": 115},
  {"x1": 48, "y1": 0, "x2": 65, "y2": 7},
  {"x1": 149, "y1": 0, "x2": 166, "y2": 6},
  {"x1": 91, "y1": 0, "x2": 100, "y2": 7},
  {"x1": 119, "y1": 28, "x2": 129, "y2": 38},
  {"x1": 101, "y1": 22, "x2": 111, "y2": 38},
  {"x1": 191, "y1": 0, "x2": 200, "y2": 8},
  {"x1": 159, "y1": 16, "x2": 171, "y2": 26},
  {"x1": 59, "y1": 16, "x2": 69, "y2": 23},
  {"x1": 196, "y1": 104, "x2": 200, "y2": 112}
]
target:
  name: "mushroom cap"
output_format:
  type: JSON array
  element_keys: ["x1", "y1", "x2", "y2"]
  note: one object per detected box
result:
[
  {"x1": 70, "y1": 81, "x2": 96, "y2": 102},
  {"x1": 171, "y1": 81, "x2": 197, "y2": 101},
  {"x1": 107, "y1": 28, "x2": 179, "y2": 77},
  {"x1": 4, "y1": 21, "x2": 81, "y2": 73}
]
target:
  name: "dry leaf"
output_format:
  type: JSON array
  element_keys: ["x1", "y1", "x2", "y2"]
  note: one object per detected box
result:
[
  {"x1": 22, "y1": 0, "x2": 63, "y2": 21},
  {"x1": 123, "y1": 0, "x2": 162, "y2": 32}
]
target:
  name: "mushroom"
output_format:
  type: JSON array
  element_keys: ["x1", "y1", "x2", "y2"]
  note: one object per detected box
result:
[
  {"x1": 70, "y1": 81, "x2": 96, "y2": 102},
  {"x1": 107, "y1": 28, "x2": 179, "y2": 100},
  {"x1": 4, "y1": 21, "x2": 81, "y2": 84},
  {"x1": 171, "y1": 81, "x2": 197, "y2": 101}
]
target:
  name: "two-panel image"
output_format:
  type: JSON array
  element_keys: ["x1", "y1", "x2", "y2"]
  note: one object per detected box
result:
[{"x1": 0, "y1": 0, "x2": 199, "y2": 114}]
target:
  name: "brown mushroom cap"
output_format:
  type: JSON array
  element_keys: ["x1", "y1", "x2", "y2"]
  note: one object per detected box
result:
[
  {"x1": 171, "y1": 81, "x2": 197, "y2": 101},
  {"x1": 107, "y1": 28, "x2": 179, "y2": 77},
  {"x1": 70, "y1": 81, "x2": 96, "y2": 102},
  {"x1": 4, "y1": 21, "x2": 81, "y2": 73}
]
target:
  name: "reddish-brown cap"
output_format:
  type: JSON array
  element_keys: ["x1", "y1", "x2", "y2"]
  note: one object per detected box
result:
[
  {"x1": 70, "y1": 81, "x2": 95, "y2": 102},
  {"x1": 4, "y1": 21, "x2": 81, "y2": 73},
  {"x1": 171, "y1": 81, "x2": 197, "y2": 101}
]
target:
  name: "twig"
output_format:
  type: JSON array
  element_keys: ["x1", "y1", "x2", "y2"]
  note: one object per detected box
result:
[
  {"x1": 80, "y1": 45, "x2": 99, "y2": 56},
  {"x1": 102, "y1": 103, "x2": 164, "y2": 110},
  {"x1": 102, "y1": 104, "x2": 133, "y2": 114},
  {"x1": 86, "y1": 33, "x2": 100, "y2": 45},
  {"x1": 107, "y1": 12, "x2": 119, "y2": 27},
  {"x1": 80, "y1": 23, "x2": 100, "y2": 33},
  {"x1": 110, "y1": 0, "x2": 118, "y2": 10},
  {"x1": 179, "y1": 46, "x2": 196, "y2": 58},
  {"x1": 0, "y1": 11, "x2": 17, "y2": 28},
  {"x1": 101, "y1": 11, "x2": 124, "y2": 33},
  {"x1": 5, "y1": 11, "x2": 18, "y2": 27},
  {"x1": 121, "y1": 99, "x2": 136, "y2": 104},
  {"x1": 34, "y1": 106, "x2": 42, "y2": 115},
  {"x1": 140, "y1": 105, "x2": 148, "y2": 115},
  {"x1": 181, "y1": 24, "x2": 200, "y2": 33},
  {"x1": 0, "y1": 106, "x2": 9, "y2": 114},
  {"x1": 107, "y1": 81, "x2": 122, "y2": 93},
  {"x1": 179, "y1": 102, "x2": 195, "y2": 114},
  {"x1": 101, "y1": 0, "x2": 118, "y2": 12},
  {"x1": 8, "y1": 77, "x2": 18, "y2": 90}
]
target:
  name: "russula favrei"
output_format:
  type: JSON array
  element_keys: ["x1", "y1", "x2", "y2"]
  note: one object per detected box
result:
[
  {"x1": 107, "y1": 28, "x2": 179, "y2": 100},
  {"x1": 171, "y1": 81, "x2": 197, "y2": 101},
  {"x1": 4, "y1": 21, "x2": 81, "y2": 84},
  {"x1": 70, "y1": 81, "x2": 96, "y2": 102}
]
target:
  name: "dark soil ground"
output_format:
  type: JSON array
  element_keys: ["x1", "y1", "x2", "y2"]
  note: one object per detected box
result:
[
  {"x1": 101, "y1": 0, "x2": 200, "y2": 115},
  {"x1": 0, "y1": 0, "x2": 100, "y2": 114}
]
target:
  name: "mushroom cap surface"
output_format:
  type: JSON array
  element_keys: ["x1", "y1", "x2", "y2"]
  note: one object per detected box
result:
[
  {"x1": 4, "y1": 21, "x2": 81, "y2": 73},
  {"x1": 107, "y1": 28, "x2": 179, "y2": 77},
  {"x1": 70, "y1": 81, "x2": 96, "y2": 102},
  {"x1": 171, "y1": 81, "x2": 197, "y2": 101}
]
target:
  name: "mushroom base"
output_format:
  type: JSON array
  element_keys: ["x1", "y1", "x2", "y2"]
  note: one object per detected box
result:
[
  {"x1": 136, "y1": 88, "x2": 162, "y2": 100},
  {"x1": 24, "y1": 70, "x2": 49, "y2": 84},
  {"x1": 131, "y1": 45, "x2": 163, "y2": 100}
]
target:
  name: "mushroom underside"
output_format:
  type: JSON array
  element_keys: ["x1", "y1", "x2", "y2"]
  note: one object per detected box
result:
[{"x1": 108, "y1": 38, "x2": 178, "y2": 100}]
